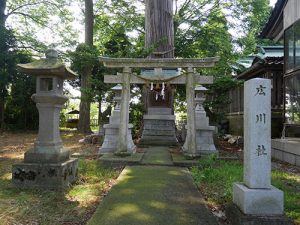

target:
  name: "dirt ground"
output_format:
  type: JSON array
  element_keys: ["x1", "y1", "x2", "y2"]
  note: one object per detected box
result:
[{"x1": 0, "y1": 131, "x2": 99, "y2": 161}]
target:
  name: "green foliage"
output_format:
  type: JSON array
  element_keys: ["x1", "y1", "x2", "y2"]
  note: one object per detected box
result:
[
  {"x1": 69, "y1": 44, "x2": 99, "y2": 75},
  {"x1": 235, "y1": 0, "x2": 273, "y2": 54},
  {"x1": 68, "y1": 44, "x2": 110, "y2": 103},
  {"x1": 271, "y1": 170, "x2": 300, "y2": 223},
  {"x1": 205, "y1": 76, "x2": 243, "y2": 123},
  {"x1": 5, "y1": 72, "x2": 38, "y2": 130},
  {"x1": 0, "y1": 25, "x2": 37, "y2": 129},
  {"x1": 78, "y1": 159, "x2": 119, "y2": 183},
  {"x1": 191, "y1": 159, "x2": 243, "y2": 203},
  {"x1": 5, "y1": 0, "x2": 77, "y2": 52},
  {"x1": 129, "y1": 93, "x2": 145, "y2": 138},
  {"x1": 0, "y1": 27, "x2": 16, "y2": 100},
  {"x1": 191, "y1": 160, "x2": 300, "y2": 223}
]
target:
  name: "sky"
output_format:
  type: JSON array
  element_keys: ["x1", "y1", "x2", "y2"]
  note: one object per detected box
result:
[{"x1": 270, "y1": 0, "x2": 277, "y2": 7}]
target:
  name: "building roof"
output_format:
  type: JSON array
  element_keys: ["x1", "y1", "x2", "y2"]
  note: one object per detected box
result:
[
  {"x1": 236, "y1": 46, "x2": 284, "y2": 80},
  {"x1": 236, "y1": 56, "x2": 284, "y2": 80},
  {"x1": 259, "y1": 0, "x2": 287, "y2": 40},
  {"x1": 234, "y1": 46, "x2": 283, "y2": 72}
]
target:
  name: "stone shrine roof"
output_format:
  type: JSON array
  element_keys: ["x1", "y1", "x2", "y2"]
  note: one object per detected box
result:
[{"x1": 17, "y1": 49, "x2": 77, "y2": 80}]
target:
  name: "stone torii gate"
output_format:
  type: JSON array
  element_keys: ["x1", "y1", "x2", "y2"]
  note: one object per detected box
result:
[{"x1": 100, "y1": 57, "x2": 219, "y2": 157}]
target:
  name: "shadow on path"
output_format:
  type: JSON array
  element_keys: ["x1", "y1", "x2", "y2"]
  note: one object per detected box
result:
[
  {"x1": 141, "y1": 146, "x2": 173, "y2": 166},
  {"x1": 87, "y1": 164, "x2": 218, "y2": 225}
]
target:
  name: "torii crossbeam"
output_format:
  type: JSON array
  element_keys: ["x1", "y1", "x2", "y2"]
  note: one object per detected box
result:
[{"x1": 100, "y1": 57, "x2": 220, "y2": 156}]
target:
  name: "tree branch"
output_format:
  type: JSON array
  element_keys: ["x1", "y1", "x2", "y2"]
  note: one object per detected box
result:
[
  {"x1": 7, "y1": 0, "x2": 63, "y2": 17},
  {"x1": 10, "y1": 11, "x2": 50, "y2": 28}
]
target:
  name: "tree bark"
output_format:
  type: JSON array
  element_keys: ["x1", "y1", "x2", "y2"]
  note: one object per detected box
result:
[
  {"x1": 0, "y1": 0, "x2": 7, "y2": 131},
  {"x1": 84, "y1": 0, "x2": 93, "y2": 45},
  {"x1": 78, "y1": 0, "x2": 93, "y2": 134},
  {"x1": 0, "y1": 0, "x2": 7, "y2": 27},
  {"x1": 0, "y1": 98, "x2": 4, "y2": 131},
  {"x1": 145, "y1": 0, "x2": 174, "y2": 58}
]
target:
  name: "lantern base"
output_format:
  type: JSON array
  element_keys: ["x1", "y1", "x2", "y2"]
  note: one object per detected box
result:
[{"x1": 12, "y1": 158, "x2": 78, "y2": 190}]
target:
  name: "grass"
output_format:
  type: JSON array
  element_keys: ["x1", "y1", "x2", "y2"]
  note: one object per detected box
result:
[
  {"x1": 191, "y1": 156, "x2": 300, "y2": 225},
  {"x1": 0, "y1": 131, "x2": 121, "y2": 225}
]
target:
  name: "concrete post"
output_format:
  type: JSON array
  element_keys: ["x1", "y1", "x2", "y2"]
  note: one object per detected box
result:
[
  {"x1": 233, "y1": 78, "x2": 283, "y2": 215},
  {"x1": 183, "y1": 67, "x2": 196, "y2": 156},
  {"x1": 117, "y1": 67, "x2": 131, "y2": 153}
]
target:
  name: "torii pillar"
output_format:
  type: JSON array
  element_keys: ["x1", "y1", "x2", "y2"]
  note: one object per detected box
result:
[{"x1": 99, "y1": 57, "x2": 219, "y2": 156}]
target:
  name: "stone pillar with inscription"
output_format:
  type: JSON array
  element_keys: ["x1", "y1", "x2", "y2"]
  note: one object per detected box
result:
[{"x1": 227, "y1": 78, "x2": 291, "y2": 225}]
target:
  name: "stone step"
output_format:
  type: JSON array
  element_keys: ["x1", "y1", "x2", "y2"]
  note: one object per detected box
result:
[
  {"x1": 143, "y1": 114, "x2": 175, "y2": 120},
  {"x1": 148, "y1": 107, "x2": 172, "y2": 115},
  {"x1": 142, "y1": 130, "x2": 176, "y2": 136},
  {"x1": 138, "y1": 139, "x2": 178, "y2": 146},
  {"x1": 143, "y1": 125, "x2": 175, "y2": 130},
  {"x1": 141, "y1": 135, "x2": 177, "y2": 141}
]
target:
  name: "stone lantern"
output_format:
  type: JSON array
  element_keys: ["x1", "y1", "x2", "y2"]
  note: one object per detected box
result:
[
  {"x1": 12, "y1": 49, "x2": 78, "y2": 189},
  {"x1": 194, "y1": 85, "x2": 217, "y2": 156},
  {"x1": 99, "y1": 84, "x2": 135, "y2": 154}
]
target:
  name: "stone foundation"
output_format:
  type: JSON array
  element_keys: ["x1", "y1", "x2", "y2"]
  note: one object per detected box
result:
[
  {"x1": 226, "y1": 203, "x2": 294, "y2": 225},
  {"x1": 233, "y1": 183, "x2": 283, "y2": 215},
  {"x1": 12, "y1": 158, "x2": 78, "y2": 189},
  {"x1": 100, "y1": 124, "x2": 135, "y2": 154},
  {"x1": 272, "y1": 138, "x2": 300, "y2": 166},
  {"x1": 195, "y1": 128, "x2": 217, "y2": 155},
  {"x1": 140, "y1": 107, "x2": 177, "y2": 146},
  {"x1": 140, "y1": 118, "x2": 177, "y2": 146}
]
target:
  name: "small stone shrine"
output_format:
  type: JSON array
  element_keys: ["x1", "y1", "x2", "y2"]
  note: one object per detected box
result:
[
  {"x1": 12, "y1": 49, "x2": 78, "y2": 189},
  {"x1": 99, "y1": 57, "x2": 219, "y2": 157},
  {"x1": 139, "y1": 68, "x2": 178, "y2": 146},
  {"x1": 183, "y1": 85, "x2": 217, "y2": 156},
  {"x1": 99, "y1": 84, "x2": 135, "y2": 154},
  {"x1": 227, "y1": 78, "x2": 292, "y2": 225}
]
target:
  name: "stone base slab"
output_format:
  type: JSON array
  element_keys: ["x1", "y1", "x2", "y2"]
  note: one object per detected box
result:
[
  {"x1": 140, "y1": 119, "x2": 177, "y2": 146},
  {"x1": 233, "y1": 183, "x2": 284, "y2": 215},
  {"x1": 100, "y1": 124, "x2": 135, "y2": 154},
  {"x1": 12, "y1": 158, "x2": 78, "y2": 189},
  {"x1": 225, "y1": 203, "x2": 294, "y2": 225},
  {"x1": 99, "y1": 153, "x2": 144, "y2": 167}
]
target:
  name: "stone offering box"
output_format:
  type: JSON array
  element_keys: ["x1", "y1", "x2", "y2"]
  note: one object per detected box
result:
[{"x1": 12, "y1": 49, "x2": 78, "y2": 189}]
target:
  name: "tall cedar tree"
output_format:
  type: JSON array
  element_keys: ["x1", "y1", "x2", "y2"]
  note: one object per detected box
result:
[{"x1": 77, "y1": 0, "x2": 94, "y2": 134}]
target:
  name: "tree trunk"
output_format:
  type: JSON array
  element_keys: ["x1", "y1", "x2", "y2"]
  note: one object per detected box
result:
[
  {"x1": 145, "y1": 0, "x2": 174, "y2": 58},
  {"x1": 0, "y1": 0, "x2": 6, "y2": 131},
  {"x1": 84, "y1": 0, "x2": 93, "y2": 45},
  {"x1": 0, "y1": 0, "x2": 7, "y2": 27},
  {"x1": 78, "y1": 0, "x2": 93, "y2": 134},
  {"x1": 0, "y1": 98, "x2": 4, "y2": 131}
]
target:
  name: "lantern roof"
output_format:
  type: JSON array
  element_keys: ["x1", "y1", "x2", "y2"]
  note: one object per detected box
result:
[{"x1": 17, "y1": 49, "x2": 77, "y2": 80}]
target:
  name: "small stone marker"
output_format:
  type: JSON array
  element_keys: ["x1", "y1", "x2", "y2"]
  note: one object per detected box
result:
[{"x1": 232, "y1": 78, "x2": 284, "y2": 216}]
